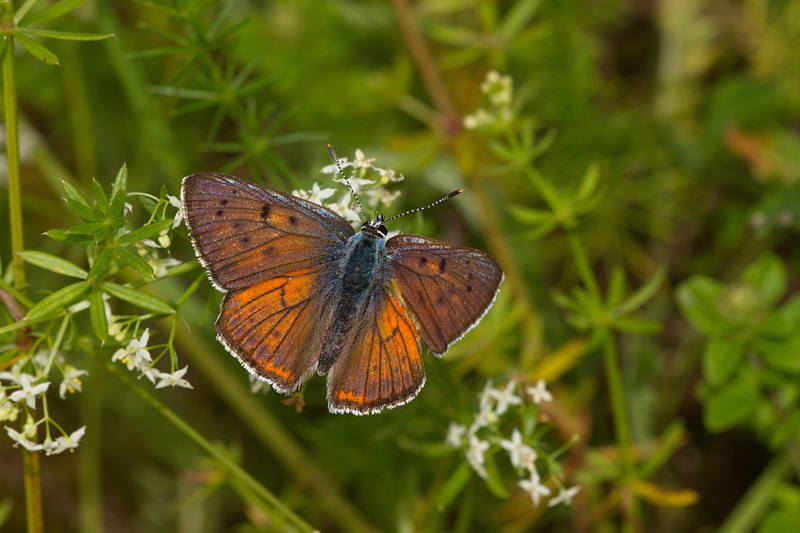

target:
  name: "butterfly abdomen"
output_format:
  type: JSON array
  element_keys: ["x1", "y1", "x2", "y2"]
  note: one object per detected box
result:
[{"x1": 317, "y1": 232, "x2": 389, "y2": 374}]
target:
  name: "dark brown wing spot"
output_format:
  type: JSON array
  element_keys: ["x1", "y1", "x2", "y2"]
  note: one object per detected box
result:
[
  {"x1": 383, "y1": 326, "x2": 400, "y2": 343},
  {"x1": 271, "y1": 330, "x2": 282, "y2": 339},
  {"x1": 260, "y1": 204, "x2": 271, "y2": 219},
  {"x1": 466, "y1": 285, "x2": 473, "y2": 293},
  {"x1": 467, "y1": 272, "x2": 474, "y2": 281},
  {"x1": 220, "y1": 198, "x2": 228, "y2": 206},
  {"x1": 242, "y1": 236, "x2": 250, "y2": 244},
  {"x1": 216, "y1": 209, "x2": 224, "y2": 216},
  {"x1": 436, "y1": 295, "x2": 445, "y2": 305},
  {"x1": 438, "y1": 258, "x2": 447, "y2": 273},
  {"x1": 418, "y1": 256, "x2": 428, "y2": 267},
  {"x1": 232, "y1": 222, "x2": 240, "y2": 229},
  {"x1": 288, "y1": 214, "x2": 299, "y2": 226}
]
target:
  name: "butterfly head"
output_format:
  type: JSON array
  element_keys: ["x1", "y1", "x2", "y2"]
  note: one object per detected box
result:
[{"x1": 361, "y1": 215, "x2": 388, "y2": 238}]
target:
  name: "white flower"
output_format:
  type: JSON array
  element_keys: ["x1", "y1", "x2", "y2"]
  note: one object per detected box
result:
[
  {"x1": 59, "y1": 365, "x2": 89, "y2": 399},
  {"x1": 488, "y1": 381, "x2": 522, "y2": 415},
  {"x1": 154, "y1": 366, "x2": 193, "y2": 389},
  {"x1": 519, "y1": 470, "x2": 551, "y2": 508},
  {"x1": 5, "y1": 426, "x2": 42, "y2": 451},
  {"x1": 352, "y1": 149, "x2": 376, "y2": 169},
  {"x1": 9, "y1": 374, "x2": 50, "y2": 409},
  {"x1": 41, "y1": 426, "x2": 86, "y2": 455},
  {"x1": 167, "y1": 195, "x2": 184, "y2": 228},
  {"x1": 112, "y1": 329, "x2": 152, "y2": 371},
  {"x1": 500, "y1": 428, "x2": 537, "y2": 470},
  {"x1": 158, "y1": 228, "x2": 171, "y2": 248},
  {"x1": 332, "y1": 175, "x2": 374, "y2": 192},
  {"x1": 150, "y1": 255, "x2": 182, "y2": 278},
  {"x1": 292, "y1": 182, "x2": 337, "y2": 206},
  {"x1": 548, "y1": 485, "x2": 580, "y2": 507},
  {"x1": 0, "y1": 389, "x2": 20, "y2": 422},
  {"x1": 325, "y1": 194, "x2": 363, "y2": 225},
  {"x1": 465, "y1": 434, "x2": 490, "y2": 479},
  {"x1": 445, "y1": 422, "x2": 467, "y2": 447},
  {"x1": 526, "y1": 379, "x2": 553, "y2": 405}
]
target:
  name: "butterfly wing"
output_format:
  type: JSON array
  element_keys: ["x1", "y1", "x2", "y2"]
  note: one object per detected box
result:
[
  {"x1": 386, "y1": 234, "x2": 503, "y2": 355},
  {"x1": 182, "y1": 172, "x2": 354, "y2": 291},
  {"x1": 182, "y1": 173, "x2": 354, "y2": 392},
  {"x1": 217, "y1": 268, "x2": 334, "y2": 392},
  {"x1": 327, "y1": 286, "x2": 425, "y2": 414}
]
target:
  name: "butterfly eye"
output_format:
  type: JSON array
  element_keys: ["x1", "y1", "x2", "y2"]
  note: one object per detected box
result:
[{"x1": 361, "y1": 220, "x2": 388, "y2": 238}]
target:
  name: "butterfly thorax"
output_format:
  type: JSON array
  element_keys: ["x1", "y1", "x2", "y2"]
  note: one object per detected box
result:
[{"x1": 317, "y1": 227, "x2": 390, "y2": 374}]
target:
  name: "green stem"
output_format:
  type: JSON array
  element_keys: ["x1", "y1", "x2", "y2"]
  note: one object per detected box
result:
[
  {"x1": 22, "y1": 449, "x2": 42, "y2": 533},
  {"x1": 567, "y1": 230, "x2": 601, "y2": 300},
  {"x1": 602, "y1": 335, "x2": 638, "y2": 529},
  {"x1": 3, "y1": 28, "x2": 25, "y2": 289},
  {"x1": 717, "y1": 453, "x2": 791, "y2": 533},
  {"x1": 101, "y1": 357, "x2": 316, "y2": 533}
]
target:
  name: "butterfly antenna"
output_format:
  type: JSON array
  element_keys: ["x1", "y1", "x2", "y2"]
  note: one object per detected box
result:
[
  {"x1": 384, "y1": 189, "x2": 464, "y2": 223},
  {"x1": 328, "y1": 144, "x2": 370, "y2": 222}
]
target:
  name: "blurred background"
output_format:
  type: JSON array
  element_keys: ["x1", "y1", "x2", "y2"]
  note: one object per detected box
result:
[{"x1": 2, "y1": 0, "x2": 800, "y2": 531}]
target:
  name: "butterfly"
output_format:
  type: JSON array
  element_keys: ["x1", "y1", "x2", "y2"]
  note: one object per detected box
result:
[{"x1": 181, "y1": 148, "x2": 503, "y2": 414}]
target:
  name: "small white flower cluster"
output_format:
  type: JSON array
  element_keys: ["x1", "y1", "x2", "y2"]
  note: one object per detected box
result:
[
  {"x1": 463, "y1": 70, "x2": 514, "y2": 131},
  {"x1": 315, "y1": 148, "x2": 405, "y2": 224},
  {"x1": 1, "y1": 352, "x2": 87, "y2": 455},
  {"x1": 111, "y1": 328, "x2": 193, "y2": 390},
  {"x1": 127, "y1": 194, "x2": 184, "y2": 277},
  {"x1": 445, "y1": 378, "x2": 579, "y2": 509}
]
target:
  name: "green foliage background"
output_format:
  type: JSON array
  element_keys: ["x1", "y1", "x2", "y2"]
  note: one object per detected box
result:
[{"x1": 2, "y1": 0, "x2": 800, "y2": 531}]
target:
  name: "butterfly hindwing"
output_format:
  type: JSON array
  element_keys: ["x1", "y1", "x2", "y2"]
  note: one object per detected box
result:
[
  {"x1": 217, "y1": 266, "x2": 335, "y2": 393},
  {"x1": 182, "y1": 173, "x2": 354, "y2": 291},
  {"x1": 386, "y1": 234, "x2": 503, "y2": 354},
  {"x1": 327, "y1": 287, "x2": 425, "y2": 414}
]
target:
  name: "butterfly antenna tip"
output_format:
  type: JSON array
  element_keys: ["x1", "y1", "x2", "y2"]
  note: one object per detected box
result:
[{"x1": 385, "y1": 188, "x2": 465, "y2": 223}]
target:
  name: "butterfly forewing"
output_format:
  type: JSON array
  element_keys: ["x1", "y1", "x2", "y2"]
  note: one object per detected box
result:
[
  {"x1": 386, "y1": 235, "x2": 503, "y2": 354},
  {"x1": 327, "y1": 288, "x2": 425, "y2": 414},
  {"x1": 182, "y1": 173, "x2": 354, "y2": 291}
]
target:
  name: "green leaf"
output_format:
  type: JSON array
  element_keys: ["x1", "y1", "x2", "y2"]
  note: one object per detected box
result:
[
  {"x1": 760, "y1": 508, "x2": 800, "y2": 533},
  {"x1": 109, "y1": 190, "x2": 127, "y2": 219},
  {"x1": 62, "y1": 179, "x2": 90, "y2": 206},
  {"x1": 88, "y1": 247, "x2": 114, "y2": 280},
  {"x1": 103, "y1": 282, "x2": 174, "y2": 314},
  {"x1": 612, "y1": 316, "x2": 662, "y2": 335},
  {"x1": 703, "y1": 338, "x2": 745, "y2": 385},
  {"x1": 14, "y1": 32, "x2": 59, "y2": 65},
  {"x1": 704, "y1": 372, "x2": 759, "y2": 432},
  {"x1": 117, "y1": 219, "x2": 173, "y2": 245},
  {"x1": 66, "y1": 221, "x2": 106, "y2": 235},
  {"x1": 112, "y1": 164, "x2": 128, "y2": 197},
  {"x1": 617, "y1": 266, "x2": 666, "y2": 315},
  {"x1": 66, "y1": 198, "x2": 97, "y2": 221},
  {"x1": 89, "y1": 288, "x2": 108, "y2": 344},
  {"x1": 92, "y1": 179, "x2": 109, "y2": 213},
  {"x1": 676, "y1": 276, "x2": 726, "y2": 336},
  {"x1": 482, "y1": 453, "x2": 510, "y2": 499},
  {"x1": 45, "y1": 229, "x2": 96, "y2": 245},
  {"x1": 435, "y1": 462, "x2": 471, "y2": 508},
  {"x1": 116, "y1": 246, "x2": 153, "y2": 277},
  {"x1": 754, "y1": 335, "x2": 800, "y2": 374},
  {"x1": 19, "y1": 28, "x2": 114, "y2": 41},
  {"x1": 18, "y1": 251, "x2": 87, "y2": 279},
  {"x1": 18, "y1": 0, "x2": 86, "y2": 26},
  {"x1": 26, "y1": 281, "x2": 91, "y2": 320},
  {"x1": 743, "y1": 253, "x2": 785, "y2": 307}
]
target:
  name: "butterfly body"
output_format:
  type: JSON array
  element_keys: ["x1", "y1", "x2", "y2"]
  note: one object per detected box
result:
[
  {"x1": 318, "y1": 229, "x2": 389, "y2": 374},
  {"x1": 182, "y1": 172, "x2": 503, "y2": 415}
]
